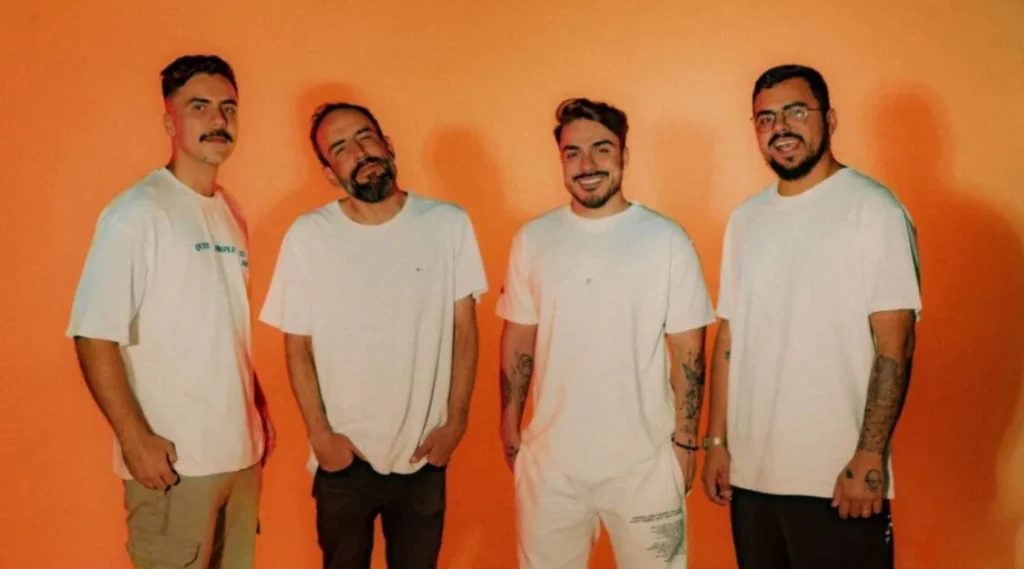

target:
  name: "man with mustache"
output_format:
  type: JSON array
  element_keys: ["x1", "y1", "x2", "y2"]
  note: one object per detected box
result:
[
  {"x1": 67, "y1": 54, "x2": 271, "y2": 569},
  {"x1": 260, "y1": 102, "x2": 487, "y2": 569},
  {"x1": 497, "y1": 98, "x2": 715, "y2": 568},
  {"x1": 701, "y1": 64, "x2": 921, "y2": 569}
]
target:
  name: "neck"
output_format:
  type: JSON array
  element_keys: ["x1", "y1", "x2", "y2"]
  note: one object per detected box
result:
[
  {"x1": 167, "y1": 152, "x2": 219, "y2": 197},
  {"x1": 339, "y1": 187, "x2": 407, "y2": 225},
  {"x1": 777, "y1": 153, "x2": 844, "y2": 197},
  {"x1": 570, "y1": 191, "x2": 630, "y2": 219}
]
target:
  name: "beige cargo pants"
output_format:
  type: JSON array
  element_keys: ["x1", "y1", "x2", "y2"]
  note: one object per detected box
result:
[{"x1": 123, "y1": 464, "x2": 261, "y2": 569}]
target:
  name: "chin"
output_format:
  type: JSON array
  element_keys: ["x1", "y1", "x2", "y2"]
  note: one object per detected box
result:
[{"x1": 201, "y1": 153, "x2": 231, "y2": 165}]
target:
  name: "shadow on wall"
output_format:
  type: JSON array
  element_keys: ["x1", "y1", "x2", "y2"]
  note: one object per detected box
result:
[
  {"x1": 868, "y1": 85, "x2": 1024, "y2": 569},
  {"x1": 423, "y1": 125, "x2": 527, "y2": 569}
]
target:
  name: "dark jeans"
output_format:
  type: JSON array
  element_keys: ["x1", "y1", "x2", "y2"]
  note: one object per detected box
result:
[
  {"x1": 312, "y1": 457, "x2": 447, "y2": 569},
  {"x1": 731, "y1": 486, "x2": 895, "y2": 569}
]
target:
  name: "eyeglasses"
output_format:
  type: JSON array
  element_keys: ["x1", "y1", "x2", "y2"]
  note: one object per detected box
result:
[{"x1": 752, "y1": 106, "x2": 825, "y2": 133}]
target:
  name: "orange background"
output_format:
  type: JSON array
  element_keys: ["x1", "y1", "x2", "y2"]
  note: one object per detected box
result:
[{"x1": 2, "y1": 1, "x2": 1024, "y2": 568}]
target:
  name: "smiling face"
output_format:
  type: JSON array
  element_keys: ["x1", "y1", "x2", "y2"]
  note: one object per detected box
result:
[
  {"x1": 163, "y1": 73, "x2": 238, "y2": 166},
  {"x1": 753, "y1": 77, "x2": 836, "y2": 181},
  {"x1": 558, "y1": 118, "x2": 627, "y2": 210}
]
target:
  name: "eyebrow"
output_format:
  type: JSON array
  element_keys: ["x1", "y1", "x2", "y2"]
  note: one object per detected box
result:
[
  {"x1": 186, "y1": 97, "x2": 238, "y2": 107},
  {"x1": 328, "y1": 127, "x2": 376, "y2": 155},
  {"x1": 562, "y1": 139, "x2": 615, "y2": 152},
  {"x1": 756, "y1": 102, "x2": 811, "y2": 116}
]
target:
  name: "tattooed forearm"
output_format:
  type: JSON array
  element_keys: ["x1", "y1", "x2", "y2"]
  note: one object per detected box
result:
[
  {"x1": 500, "y1": 348, "x2": 534, "y2": 454},
  {"x1": 676, "y1": 350, "x2": 706, "y2": 439},
  {"x1": 857, "y1": 328, "x2": 915, "y2": 454},
  {"x1": 500, "y1": 351, "x2": 533, "y2": 411}
]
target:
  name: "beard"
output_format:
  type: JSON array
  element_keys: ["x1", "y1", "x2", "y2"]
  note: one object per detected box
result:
[
  {"x1": 570, "y1": 170, "x2": 622, "y2": 210},
  {"x1": 576, "y1": 180, "x2": 622, "y2": 209},
  {"x1": 767, "y1": 128, "x2": 830, "y2": 181},
  {"x1": 341, "y1": 156, "x2": 397, "y2": 203}
]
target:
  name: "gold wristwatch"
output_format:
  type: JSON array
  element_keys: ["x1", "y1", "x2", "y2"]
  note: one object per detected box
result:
[{"x1": 702, "y1": 436, "x2": 726, "y2": 450}]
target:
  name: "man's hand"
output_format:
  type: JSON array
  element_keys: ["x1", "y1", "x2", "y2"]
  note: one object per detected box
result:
[
  {"x1": 411, "y1": 420, "x2": 467, "y2": 467},
  {"x1": 832, "y1": 450, "x2": 886, "y2": 519},
  {"x1": 672, "y1": 445, "x2": 696, "y2": 494},
  {"x1": 701, "y1": 445, "x2": 732, "y2": 506},
  {"x1": 501, "y1": 429, "x2": 522, "y2": 471},
  {"x1": 311, "y1": 430, "x2": 361, "y2": 472},
  {"x1": 121, "y1": 432, "x2": 179, "y2": 490}
]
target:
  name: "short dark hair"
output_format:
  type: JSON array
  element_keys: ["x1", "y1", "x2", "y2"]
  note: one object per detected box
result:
[
  {"x1": 752, "y1": 65, "x2": 830, "y2": 110},
  {"x1": 309, "y1": 103, "x2": 385, "y2": 167},
  {"x1": 160, "y1": 55, "x2": 237, "y2": 99},
  {"x1": 553, "y1": 98, "x2": 629, "y2": 149}
]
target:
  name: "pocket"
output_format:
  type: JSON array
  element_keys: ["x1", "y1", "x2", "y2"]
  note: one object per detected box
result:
[
  {"x1": 127, "y1": 529, "x2": 201, "y2": 567},
  {"x1": 410, "y1": 466, "x2": 447, "y2": 516}
]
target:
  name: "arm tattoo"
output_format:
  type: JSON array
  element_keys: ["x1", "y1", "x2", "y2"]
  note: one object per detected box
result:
[
  {"x1": 724, "y1": 350, "x2": 731, "y2": 362},
  {"x1": 500, "y1": 350, "x2": 533, "y2": 412},
  {"x1": 678, "y1": 350, "x2": 706, "y2": 437},
  {"x1": 857, "y1": 329, "x2": 915, "y2": 453}
]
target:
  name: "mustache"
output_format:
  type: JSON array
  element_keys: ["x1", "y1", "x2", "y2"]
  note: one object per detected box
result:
[
  {"x1": 352, "y1": 156, "x2": 388, "y2": 179},
  {"x1": 200, "y1": 129, "x2": 233, "y2": 143},
  {"x1": 769, "y1": 132, "x2": 804, "y2": 146},
  {"x1": 573, "y1": 170, "x2": 609, "y2": 182}
]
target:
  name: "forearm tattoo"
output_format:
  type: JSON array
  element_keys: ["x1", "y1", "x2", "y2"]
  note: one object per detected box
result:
[
  {"x1": 500, "y1": 351, "x2": 533, "y2": 411},
  {"x1": 678, "y1": 350, "x2": 706, "y2": 437},
  {"x1": 500, "y1": 351, "x2": 533, "y2": 460},
  {"x1": 858, "y1": 329, "x2": 915, "y2": 454}
]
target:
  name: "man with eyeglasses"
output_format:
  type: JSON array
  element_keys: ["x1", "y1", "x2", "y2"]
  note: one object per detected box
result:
[{"x1": 700, "y1": 64, "x2": 922, "y2": 569}]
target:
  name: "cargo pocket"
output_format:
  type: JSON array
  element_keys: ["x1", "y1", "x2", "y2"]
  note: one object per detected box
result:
[{"x1": 127, "y1": 529, "x2": 201, "y2": 567}]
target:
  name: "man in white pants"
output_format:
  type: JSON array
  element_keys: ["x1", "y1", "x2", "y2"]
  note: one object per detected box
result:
[{"x1": 497, "y1": 97, "x2": 715, "y2": 569}]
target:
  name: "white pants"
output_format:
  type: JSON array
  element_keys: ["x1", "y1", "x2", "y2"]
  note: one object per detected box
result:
[{"x1": 514, "y1": 443, "x2": 687, "y2": 569}]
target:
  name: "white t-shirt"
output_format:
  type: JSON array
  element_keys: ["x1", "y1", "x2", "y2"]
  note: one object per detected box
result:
[
  {"x1": 496, "y1": 204, "x2": 716, "y2": 478},
  {"x1": 259, "y1": 193, "x2": 488, "y2": 475},
  {"x1": 718, "y1": 167, "x2": 922, "y2": 499},
  {"x1": 66, "y1": 168, "x2": 264, "y2": 479}
]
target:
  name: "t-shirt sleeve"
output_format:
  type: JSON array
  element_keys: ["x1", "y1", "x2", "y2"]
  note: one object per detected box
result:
[
  {"x1": 454, "y1": 211, "x2": 489, "y2": 301},
  {"x1": 66, "y1": 209, "x2": 148, "y2": 346},
  {"x1": 665, "y1": 229, "x2": 716, "y2": 333},
  {"x1": 864, "y1": 201, "x2": 922, "y2": 317},
  {"x1": 716, "y1": 217, "x2": 738, "y2": 320},
  {"x1": 259, "y1": 221, "x2": 314, "y2": 335},
  {"x1": 495, "y1": 230, "x2": 537, "y2": 325}
]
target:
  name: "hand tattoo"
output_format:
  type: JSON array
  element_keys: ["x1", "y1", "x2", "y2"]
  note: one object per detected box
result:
[
  {"x1": 865, "y1": 469, "x2": 884, "y2": 493},
  {"x1": 504, "y1": 443, "x2": 519, "y2": 465},
  {"x1": 724, "y1": 350, "x2": 731, "y2": 362},
  {"x1": 845, "y1": 467, "x2": 854, "y2": 480}
]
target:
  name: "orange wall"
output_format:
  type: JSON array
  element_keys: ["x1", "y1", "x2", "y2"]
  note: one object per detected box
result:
[{"x1": 2, "y1": 1, "x2": 1024, "y2": 568}]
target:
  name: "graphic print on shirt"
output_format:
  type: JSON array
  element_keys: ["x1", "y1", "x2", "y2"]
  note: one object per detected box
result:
[{"x1": 194, "y1": 240, "x2": 248, "y2": 267}]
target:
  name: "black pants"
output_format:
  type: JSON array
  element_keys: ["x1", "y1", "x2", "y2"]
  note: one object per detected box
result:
[
  {"x1": 730, "y1": 486, "x2": 895, "y2": 569},
  {"x1": 312, "y1": 457, "x2": 446, "y2": 569}
]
